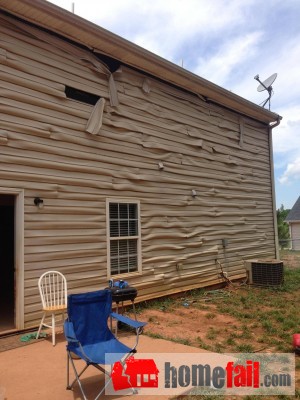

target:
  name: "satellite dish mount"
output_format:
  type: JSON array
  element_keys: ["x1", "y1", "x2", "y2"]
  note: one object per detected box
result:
[{"x1": 254, "y1": 73, "x2": 277, "y2": 110}]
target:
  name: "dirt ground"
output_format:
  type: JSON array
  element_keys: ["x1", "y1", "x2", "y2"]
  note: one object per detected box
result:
[
  {"x1": 281, "y1": 250, "x2": 300, "y2": 269},
  {"x1": 124, "y1": 252, "x2": 300, "y2": 398},
  {"x1": 137, "y1": 304, "x2": 242, "y2": 348},
  {"x1": 133, "y1": 293, "x2": 271, "y2": 354},
  {"x1": 132, "y1": 252, "x2": 300, "y2": 353}
]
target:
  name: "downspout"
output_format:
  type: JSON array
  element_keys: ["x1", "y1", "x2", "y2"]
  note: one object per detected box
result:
[{"x1": 268, "y1": 116, "x2": 282, "y2": 259}]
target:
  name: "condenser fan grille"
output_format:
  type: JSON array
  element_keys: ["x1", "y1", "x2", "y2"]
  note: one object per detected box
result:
[{"x1": 251, "y1": 261, "x2": 284, "y2": 286}]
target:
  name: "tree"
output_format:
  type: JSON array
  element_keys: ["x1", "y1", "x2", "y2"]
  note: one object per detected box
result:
[{"x1": 277, "y1": 204, "x2": 290, "y2": 248}]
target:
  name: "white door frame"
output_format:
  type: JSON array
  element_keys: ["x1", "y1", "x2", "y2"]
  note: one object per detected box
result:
[{"x1": 0, "y1": 187, "x2": 24, "y2": 329}]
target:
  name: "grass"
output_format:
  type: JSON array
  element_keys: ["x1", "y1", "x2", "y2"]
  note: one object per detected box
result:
[
  {"x1": 139, "y1": 252, "x2": 300, "y2": 399},
  {"x1": 135, "y1": 295, "x2": 177, "y2": 313},
  {"x1": 139, "y1": 256, "x2": 300, "y2": 356},
  {"x1": 205, "y1": 312, "x2": 216, "y2": 319},
  {"x1": 195, "y1": 337, "x2": 212, "y2": 351},
  {"x1": 206, "y1": 327, "x2": 218, "y2": 340},
  {"x1": 205, "y1": 267, "x2": 300, "y2": 351},
  {"x1": 146, "y1": 331, "x2": 192, "y2": 346}
]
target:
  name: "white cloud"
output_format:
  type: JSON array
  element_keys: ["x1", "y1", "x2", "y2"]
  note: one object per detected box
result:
[
  {"x1": 193, "y1": 32, "x2": 263, "y2": 86},
  {"x1": 279, "y1": 157, "x2": 300, "y2": 184},
  {"x1": 46, "y1": 0, "x2": 300, "y2": 207},
  {"x1": 47, "y1": 0, "x2": 258, "y2": 62},
  {"x1": 271, "y1": 105, "x2": 300, "y2": 167},
  {"x1": 272, "y1": 104, "x2": 300, "y2": 188}
]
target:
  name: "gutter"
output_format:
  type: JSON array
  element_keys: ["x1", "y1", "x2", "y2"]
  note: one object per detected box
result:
[
  {"x1": 268, "y1": 115, "x2": 282, "y2": 259},
  {"x1": 269, "y1": 115, "x2": 282, "y2": 130},
  {"x1": 1, "y1": 0, "x2": 280, "y2": 124}
]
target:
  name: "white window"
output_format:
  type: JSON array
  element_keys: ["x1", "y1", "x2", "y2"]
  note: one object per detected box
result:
[{"x1": 107, "y1": 200, "x2": 141, "y2": 276}]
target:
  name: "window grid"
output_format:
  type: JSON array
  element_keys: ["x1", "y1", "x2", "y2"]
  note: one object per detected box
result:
[{"x1": 108, "y1": 202, "x2": 140, "y2": 275}]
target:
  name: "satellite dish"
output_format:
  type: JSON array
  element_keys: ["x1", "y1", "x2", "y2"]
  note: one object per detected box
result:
[
  {"x1": 256, "y1": 73, "x2": 277, "y2": 92},
  {"x1": 254, "y1": 73, "x2": 277, "y2": 110}
]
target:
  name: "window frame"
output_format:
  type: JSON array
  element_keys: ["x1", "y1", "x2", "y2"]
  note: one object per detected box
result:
[{"x1": 106, "y1": 198, "x2": 142, "y2": 278}]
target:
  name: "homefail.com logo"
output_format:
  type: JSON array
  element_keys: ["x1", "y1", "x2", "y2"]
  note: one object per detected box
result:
[
  {"x1": 111, "y1": 356, "x2": 159, "y2": 390},
  {"x1": 107, "y1": 353, "x2": 295, "y2": 396},
  {"x1": 165, "y1": 359, "x2": 261, "y2": 389}
]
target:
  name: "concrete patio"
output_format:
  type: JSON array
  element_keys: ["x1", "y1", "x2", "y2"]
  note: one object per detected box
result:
[{"x1": 0, "y1": 331, "x2": 207, "y2": 400}]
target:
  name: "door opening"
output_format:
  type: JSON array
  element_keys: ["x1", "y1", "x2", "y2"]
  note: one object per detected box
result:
[{"x1": 0, "y1": 195, "x2": 15, "y2": 332}]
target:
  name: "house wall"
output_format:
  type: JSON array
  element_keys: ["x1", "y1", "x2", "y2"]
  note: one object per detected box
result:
[
  {"x1": 291, "y1": 223, "x2": 300, "y2": 250},
  {"x1": 0, "y1": 12, "x2": 277, "y2": 328}
]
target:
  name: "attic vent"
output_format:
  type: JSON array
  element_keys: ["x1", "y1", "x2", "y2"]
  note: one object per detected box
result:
[
  {"x1": 65, "y1": 86, "x2": 100, "y2": 105},
  {"x1": 244, "y1": 259, "x2": 284, "y2": 286}
]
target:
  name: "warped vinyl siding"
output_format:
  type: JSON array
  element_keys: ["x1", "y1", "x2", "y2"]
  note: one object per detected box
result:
[{"x1": 0, "y1": 11, "x2": 276, "y2": 328}]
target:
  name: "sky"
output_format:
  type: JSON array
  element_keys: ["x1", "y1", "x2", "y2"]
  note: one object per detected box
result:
[{"x1": 48, "y1": 0, "x2": 300, "y2": 209}]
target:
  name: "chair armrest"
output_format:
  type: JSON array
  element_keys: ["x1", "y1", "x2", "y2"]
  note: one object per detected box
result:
[
  {"x1": 64, "y1": 320, "x2": 79, "y2": 343},
  {"x1": 110, "y1": 312, "x2": 147, "y2": 329}
]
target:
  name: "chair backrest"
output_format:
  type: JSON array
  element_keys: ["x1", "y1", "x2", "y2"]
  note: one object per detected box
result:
[
  {"x1": 38, "y1": 270, "x2": 67, "y2": 309},
  {"x1": 67, "y1": 290, "x2": 114, "y2": 345}
]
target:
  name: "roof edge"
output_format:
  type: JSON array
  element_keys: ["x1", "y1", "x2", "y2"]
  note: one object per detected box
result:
[{"x1": 0, "y1": 0, "x2": 281, "y2": 124}]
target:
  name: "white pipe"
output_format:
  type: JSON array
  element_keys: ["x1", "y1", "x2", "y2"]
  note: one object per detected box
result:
[{"x1": 269, "y1": 116, "x2": 282, "y2": 259}]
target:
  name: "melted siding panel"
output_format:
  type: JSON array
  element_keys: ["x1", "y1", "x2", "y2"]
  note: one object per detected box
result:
[{"x1": 0, "y1": 12, "x2": 276, "y2": 328}]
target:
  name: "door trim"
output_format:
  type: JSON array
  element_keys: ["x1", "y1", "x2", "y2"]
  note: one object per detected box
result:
[{"x1": 0, "y1": 187, "x2": 24, "y2": 329}]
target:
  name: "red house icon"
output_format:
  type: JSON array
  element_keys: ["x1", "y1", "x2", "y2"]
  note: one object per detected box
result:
[{"x1": 111, "y1": 356, "x2": 159, "y2": 391}]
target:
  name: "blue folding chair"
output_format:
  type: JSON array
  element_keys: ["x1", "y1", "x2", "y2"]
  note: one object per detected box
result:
[{"x1": 64, "y1": 289, "x2": 146, "y2": 400}]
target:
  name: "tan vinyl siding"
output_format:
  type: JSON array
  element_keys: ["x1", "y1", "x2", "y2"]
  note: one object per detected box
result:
[{"x1": 0, "y1": 12, "x2": 276, "y2": 328}]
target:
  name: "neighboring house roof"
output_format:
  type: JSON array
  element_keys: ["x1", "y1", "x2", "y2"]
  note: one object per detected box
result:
[
  {"x1": 286, "y1": 196, "x2": 300, "y2": 222},
  {"x1": 0, "y1": 0, "x2": 281, "y2": 125}
]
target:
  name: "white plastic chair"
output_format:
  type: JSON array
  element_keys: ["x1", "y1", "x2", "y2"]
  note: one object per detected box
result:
[{"x1": 36, "y1": 271, "x2": 67, "y2": 346}]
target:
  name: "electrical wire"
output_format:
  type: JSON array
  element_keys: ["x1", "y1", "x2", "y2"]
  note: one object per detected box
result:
[{"x1": 215, "y1": 259, "x2": 248, "y2": 288}]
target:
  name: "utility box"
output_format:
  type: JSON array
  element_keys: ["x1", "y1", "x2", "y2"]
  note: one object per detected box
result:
[{"x1": 244, "y1": 259, "x2": 284, "y2": 286}]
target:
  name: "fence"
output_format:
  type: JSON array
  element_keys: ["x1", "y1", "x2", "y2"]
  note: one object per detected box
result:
[{"x1": 278, "y1": 237, "x2": 300, "y2": 251}]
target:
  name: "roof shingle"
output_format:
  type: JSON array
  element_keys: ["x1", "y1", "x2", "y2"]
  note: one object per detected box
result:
[{"x1": 286, "y1": 196, "x2": 300, "y2": 222}]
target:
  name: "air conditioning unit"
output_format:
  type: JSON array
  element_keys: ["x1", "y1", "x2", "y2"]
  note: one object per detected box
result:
[{"x1": 244, "y1": 259, "x2": 284, "y2": 286}]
